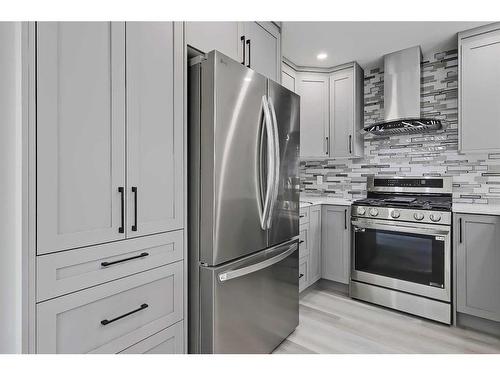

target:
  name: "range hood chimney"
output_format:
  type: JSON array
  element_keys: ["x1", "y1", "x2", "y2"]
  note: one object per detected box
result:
[{"x1": 363, "y1": 46, "x2": 442, "y2": 136}]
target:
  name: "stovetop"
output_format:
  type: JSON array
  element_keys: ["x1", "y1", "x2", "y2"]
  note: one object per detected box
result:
[{"x1": 353, "y1": 194, "x2": 452, "y2": 212}]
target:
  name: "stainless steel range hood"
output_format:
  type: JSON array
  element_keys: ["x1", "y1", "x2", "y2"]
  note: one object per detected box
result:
[{"x1": 363, "y1": 46, "x2": 442, "y2": 136}]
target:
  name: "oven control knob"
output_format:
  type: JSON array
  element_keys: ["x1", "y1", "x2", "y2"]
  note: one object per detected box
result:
[
  {"x1": 430, "y1": 213, "x2": 442, "y2": 222},
  {"x1": 414, "y1": 212, "x2": 425, "y2": 221},
  {"x1": 391, "y1": 210, "x2": 401, "y2": 219},
  {"x1": 369, "y1": 208, "x2": 379, "y2": 217},
  {"x1": 357, "y1": 207, "x2": 366, "y2": 215}
]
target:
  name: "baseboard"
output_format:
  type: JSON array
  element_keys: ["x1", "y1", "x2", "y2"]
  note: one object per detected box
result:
[{"x1": 456, "y1": 312, "x2": 500, "y2": 338}]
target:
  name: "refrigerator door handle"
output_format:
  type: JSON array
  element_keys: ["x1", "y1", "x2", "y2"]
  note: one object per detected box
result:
[
  {"x1": 258, "y1": 95, "x2": 275, "y2": 230},
  {"x1": 266, "y1": 96, "x2": 280, "y2": 229},
  {"x1": 218, "y1": 242, "x2": 298, "y2": 282}
]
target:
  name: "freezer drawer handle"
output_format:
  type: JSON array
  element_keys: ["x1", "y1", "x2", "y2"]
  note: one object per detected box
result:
[
  {"x1": 218, "y1": 243, "x2": 298, "y2": 282},
  {"x1": 101, "y1": 252, "x2": 149, "y2": 268},
  {"x1": 100, "y1": 303, "x2": 148, "y2": 326}
]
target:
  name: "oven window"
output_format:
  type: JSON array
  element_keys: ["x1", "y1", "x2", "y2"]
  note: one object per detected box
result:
[{"x1": 354, "y1": 228, "x2": 445, "y2": 288}]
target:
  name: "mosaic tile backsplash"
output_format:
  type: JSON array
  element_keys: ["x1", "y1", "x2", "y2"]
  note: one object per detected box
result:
[{"x1": 300, "y1": 49, "x2": 500, "y2": 205}]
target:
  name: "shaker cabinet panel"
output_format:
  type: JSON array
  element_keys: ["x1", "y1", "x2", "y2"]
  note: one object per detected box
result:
[
  {"x1": 126, "y1": 22, "x2": 184, "y2": 237},
  {"x1": 329, "y1": 69, "x2": 354, "y2": 157},
  {"x1": 36, "y1": 22, "x2": 126, "y2": 254},
  {"x1": 329, "y1": 64, "x2": 364, "y2": 158},
  {"x1": 282, "y1": 64, "x2": 296, "y2": 92},
  {"x1": 459, "y1": 28, "x2": 500, "y2": 153},
  {"x1": 37, "y1": 262, "x2": 184, "y2": 354},
  {"x1": 297, "y1": 73, "x2": 329, "y2": 158},
  {"x1": 322, "y1": 205, "x2": 350, "y2": 284},
  {"x1": 119, "y1": 321, "x2": 184, "y2": 354},
  {"x1": 455, "y1": 214, "x2": 500, "y2": 322},
  {"x1": 186, "y1": 22, "x2": 242, "y2": 62},
  {"x1": 243, "y1": 22, "x2": 281, "y2": 81}
]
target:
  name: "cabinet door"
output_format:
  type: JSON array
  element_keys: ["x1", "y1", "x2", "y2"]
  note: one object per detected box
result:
[
  {"x1": 37, "y1": 22, "x2": 126, "y2": 254},
  {"x1": 126, "y1": 22, "x2": 184, "y2": 238},
  {"x1": 186, "y1": 22, "x2": 243, "y2": 62},
  {"x1": 460, "y1": 29, "x2": 500, "y2": 152},
  {"x1": 308, "y1": 205, "x2": 322, "y2": 284},
  {"x1": 296, "y1": 73, "x2": 329, "y2": 158},
  {"x1": 282, "y1": 64, "x2": 296, "y2": 92},
  {"x1": 456, "y1": 214, "x2": 500, "y2": 321},
  {"x1": 321, "y1": 205, "x2": 350, "y2": 284},
  {"x1": 243, "y1": 22, "x2": 280, "y2": 81},
  {"x1": 329, "y1": 68, "x2": 354, "y2": 158}
]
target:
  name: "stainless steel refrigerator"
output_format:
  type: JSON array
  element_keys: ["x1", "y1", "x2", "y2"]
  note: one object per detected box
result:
[{"x1": 188, "y1": 51, "x2": 300, "y2": 354}]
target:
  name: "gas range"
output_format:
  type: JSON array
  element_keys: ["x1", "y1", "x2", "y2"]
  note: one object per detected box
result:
[
  {"x1": 352, "y1": 176, "x2": 452, "y2": 225},
  {"x1": 350, "y1": 176, "x2": 453, "y2": 324}
]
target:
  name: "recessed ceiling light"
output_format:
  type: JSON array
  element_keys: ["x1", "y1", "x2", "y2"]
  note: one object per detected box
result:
[{"x1": 317, "y1": 53, "x2": 328, "y2": 60}]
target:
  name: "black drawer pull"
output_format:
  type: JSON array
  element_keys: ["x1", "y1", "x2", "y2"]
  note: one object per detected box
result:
[
  {"x1": 299, "y1": 273, "x2": 304, "y2": 279},
  {"x1": 101, "y1": 252, "x2": 149, "y2": 268},
  {"x1": 101, "y1": 303, "x2": 149, "y2": 326},
  {"x1": 299, "y1": 214, "x2": 305, "y2": 218},
  {"x1": 299, "y1": 240, "x2": 305, "y2": 244},
  {"x1": 118, "y1": 187, "x2": 125, "y2": 233}
]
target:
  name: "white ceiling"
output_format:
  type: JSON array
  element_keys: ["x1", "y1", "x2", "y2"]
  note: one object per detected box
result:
[{"x1": 282, "y1": 22, "x2": 488, "y2": 68}]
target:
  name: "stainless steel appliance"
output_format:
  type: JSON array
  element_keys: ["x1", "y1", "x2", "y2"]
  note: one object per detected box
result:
[
  {"x1": 350, "y1": 176, "x2": 453, "y2": 324},
  {"x1": 188, "y1": 51, "x2": 300, "y2": 353}
]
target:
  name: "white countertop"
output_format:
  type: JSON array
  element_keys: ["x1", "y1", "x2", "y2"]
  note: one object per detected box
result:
[
  {"x1": 300, "y1": 194, "x2": 353, "y2": 208},
  {"x1": 453, "y1": 203, "x2": 500, "y2": 216}
]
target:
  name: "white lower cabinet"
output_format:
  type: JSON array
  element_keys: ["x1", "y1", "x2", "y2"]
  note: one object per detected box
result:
[
  {"x1": 37, "y1": 262, "x2": 183, "y2": 354},
  {"x1": 299, "y1": 257, "x2": 309, "y2": 292},
  {"x1": 322, "y1": 205, "x2": 351, "y2": 284},
  {"x1": 120, "y1": 321, "x2": 184, "y2": 354},
  {"x1": 37, "y1": 230, "x2": 183, "y2": 302},
  {"x1": 298, "y1": 205, "x2": 322, "y2": 291}
]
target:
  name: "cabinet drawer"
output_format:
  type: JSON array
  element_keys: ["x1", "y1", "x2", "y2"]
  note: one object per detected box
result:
[
  {"x1": 299, "y1": 223, "x2": 310, "y2": 258},
  {"x1": 37, "y1": 231, "x2": 183, "y2": 302},
  {"x1": 120, "y1": 321, "x2": 184, "y2": 354},
  {"x1": 299, "y1": 207, "x2": 310, "y2": 224},
  {"x1": 299, "y1": 257, "x2": 309, "y2": 292},
  {"x1": 37, "y1": 261, "x2": 183, "y2": 353}
]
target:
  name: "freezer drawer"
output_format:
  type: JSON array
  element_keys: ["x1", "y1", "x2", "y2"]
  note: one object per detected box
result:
[{"x1": 196, "y1": 239, "x2": 299, "y2": 353}]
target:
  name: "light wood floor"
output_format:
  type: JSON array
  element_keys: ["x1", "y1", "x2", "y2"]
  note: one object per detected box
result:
[{"x1": 274, "y1": 283, "x2": 500, "y2": 354}]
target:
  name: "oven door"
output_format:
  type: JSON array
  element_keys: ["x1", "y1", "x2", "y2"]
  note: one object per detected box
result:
[{"x1": 351, "y1": 218, "x2": 451, "y2": 302}]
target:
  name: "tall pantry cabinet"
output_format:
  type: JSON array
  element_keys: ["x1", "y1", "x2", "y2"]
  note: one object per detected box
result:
[{"x1": 32, "y1": 22, "x2": 186, "y2": 353}]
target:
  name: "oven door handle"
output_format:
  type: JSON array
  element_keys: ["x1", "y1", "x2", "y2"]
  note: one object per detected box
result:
[{"x1": 352, "y1": 220, "x2": 450, "y2": 236}]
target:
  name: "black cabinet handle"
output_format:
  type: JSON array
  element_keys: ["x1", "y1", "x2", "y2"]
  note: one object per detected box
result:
[
  {"x1": 344, "y1": 209, "x2": 348, "y2": 230},
  {"x1": 299, "y1": 240, "x2": 305, "y2": 244},
  {"x1": 101, "y1": 303, "x2": 149, "y2": 326},
  {"x1": 299, "y1": 273, "x2": 304, "y2": 279},
  {"x1": 118, "y1": 187, "x2": 124, "y2": 234},
  {"x1": 348, "y1": 135, "x2": 352, "y2": 154},
  {"x1": 459, "y1": 218, "x2": 462, "y2": 243},
  {"x1": 246, "y1": 39, "x2": 251, "y2": 68},
  {"x1": 325, "y1": 136, "x2": 329, "y2": 155},
  {"x1": 132, "y1": 186, "x2": 138, "y2": 231},
  {"x1": 299, "y1": 214, "x2": 305, "y2": 218},
  {"x1": 240, "y1": 35, "x2": 245, "y2": 65},
  {"x1": 101, "y1": 252, "x2": 149, "y2": 268}
]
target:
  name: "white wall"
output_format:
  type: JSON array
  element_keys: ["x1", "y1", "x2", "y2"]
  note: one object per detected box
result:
[{"x1": 0, "y1": 22, "x2": 23, "y2": 354}]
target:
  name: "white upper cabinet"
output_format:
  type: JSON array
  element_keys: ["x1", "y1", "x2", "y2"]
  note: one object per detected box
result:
[
  {"x1": 126, "y1": 22, "x2": 184, "y2": 238},
  {"x1": 242, "y1": 22, "x2": 281, "y2": 82},
  {"x1": 329, "y1": 64, "x2": 364, "y2": 158},
  {"x1": 459, "y1": 24, "x2": 500, "y2": 153},
  {"x1": 185, "y1": 22, "x2": 243, "y2": 62},
  {"x1": 186, "y1": 22, "x2": 281, "y2": 81},
  {"x1": 37, "y1": 22, "x2": 126, "y2": 254},
  {"x1": 296, "y1": 73, "x2": 329, "y2": 158},
  {"x1": 281, "y1": 63, "x2": 296, "y2": 92}
]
